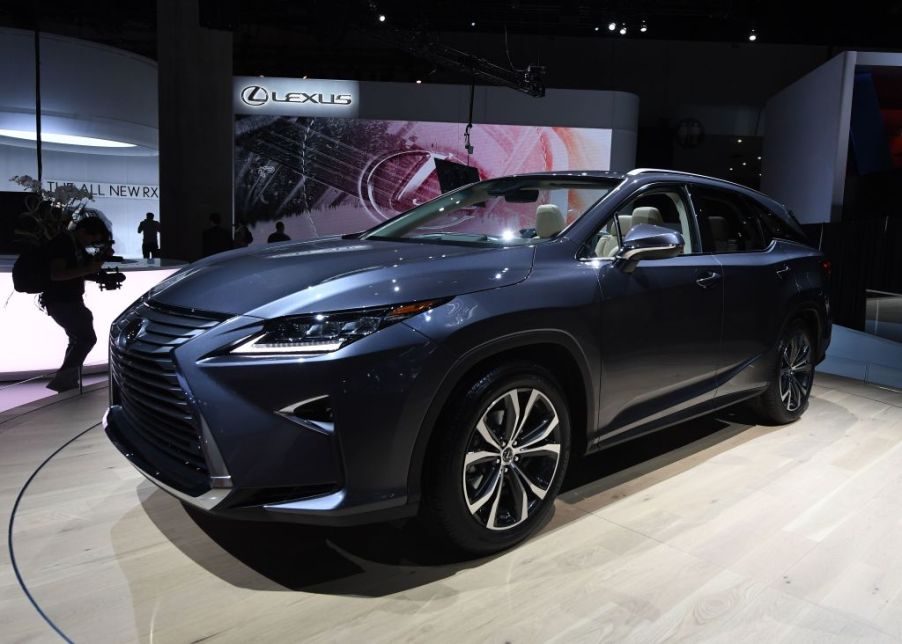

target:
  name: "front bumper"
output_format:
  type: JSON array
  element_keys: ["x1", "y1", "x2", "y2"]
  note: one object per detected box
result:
[{"x1": 105, "y1": 301, "x2": 453, "y2": 526}]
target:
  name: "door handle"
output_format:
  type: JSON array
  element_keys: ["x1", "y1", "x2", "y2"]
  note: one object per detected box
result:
[
  {"x1": 776, "y1": 265, "x2": 791, "y2": 279},
  {"x1": 695, "y1": 271, "x2": 722, "y2": 289}
]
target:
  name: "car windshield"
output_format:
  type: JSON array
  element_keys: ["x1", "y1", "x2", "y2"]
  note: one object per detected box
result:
[{"x1": 361, "y1": 177, "x2": 618, "y2": 246}]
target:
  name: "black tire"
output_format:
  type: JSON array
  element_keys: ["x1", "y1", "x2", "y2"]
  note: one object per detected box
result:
[
  {"x1": 752, "y1": 319, "x2": 815, "y2": 425},
  {"x1": 421, "y1": 363, "x2": 571, "y2": 555}
]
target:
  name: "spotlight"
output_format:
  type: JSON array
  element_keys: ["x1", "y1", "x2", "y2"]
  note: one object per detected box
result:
[
  {"x1": 471, "y1": 21, "x2": 476, "y2": 27},
  {"x1": 378, "y1": 14, "x2": 386, "y2": 22},
  {"x1": 737, "y1": 138, "x2": 743, "y2": 143},
  {"x1": 608, "y1": 21, "x2": 617, "y2": 31},
  {"x1": 748, "y1": 28, "x2": 757, "y2": 41},
  {"x1": 594, "y1": 26, "x2": 599, "y2": 32},
  {"x1": 619, "y1": 23, "x2": 627, "y2": 35},
  {"x1": 416, "y1": 79, "x2": 422, "y2": 84},
  {"x1": 640, "y1": 20, "x2": 647, "y2": 33},
  {"x1": 0, "y1": 129, "x2": 136, "y2": 148}
]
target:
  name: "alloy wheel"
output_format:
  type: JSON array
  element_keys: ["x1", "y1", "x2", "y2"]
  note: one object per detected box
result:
[
  {"x1": 461, "y1": 388, "x2": 562, "y2": 531},
  {"x1": 779, "y1": 331, "x2": 813, "y2": 413}
]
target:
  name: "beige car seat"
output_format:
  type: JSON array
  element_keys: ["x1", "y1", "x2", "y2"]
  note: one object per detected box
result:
[
  {"x1": 594, "y1": 215, "x2": 633, "y2": 257},
  {"x1": 536, "y1": 204, "x2": 566, "y2": 238},
  {"x1": 630, "y1": 206, "x2": 663, "y2": 227},
  {"x1": 707, "y1": 215, "x2": 733, "y2": 251}
]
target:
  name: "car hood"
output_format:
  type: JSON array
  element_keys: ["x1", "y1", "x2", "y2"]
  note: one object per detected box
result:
[{"x1": 148, "y1": 237, "x2": 535, "y2": 318}]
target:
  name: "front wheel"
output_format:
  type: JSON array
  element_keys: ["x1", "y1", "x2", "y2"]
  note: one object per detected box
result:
[
  {"x1": 752, "y1": 319, "x2": 815, "y2": 424},
  {"x1": 421, "y1": 364, "x2": 571, "y2": 555}
]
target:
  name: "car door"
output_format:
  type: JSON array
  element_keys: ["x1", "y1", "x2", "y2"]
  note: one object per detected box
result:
[
  {"x1": 591, "y1": 183, "x2": 724, "y2": 440},
  {"x1": 686, "y1": 184, "x2": 800, "y2": 396}
]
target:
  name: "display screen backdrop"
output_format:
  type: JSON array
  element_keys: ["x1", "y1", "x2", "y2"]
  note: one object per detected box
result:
[{"x1": 235, "y1": 116, "x2": 612, "y2": 243}]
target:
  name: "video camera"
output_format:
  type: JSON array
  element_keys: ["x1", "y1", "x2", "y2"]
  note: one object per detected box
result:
[
  {"x1": 87, "y1": 266, "x2": 126, "y2": 291},
  {"x1": 85, "y1": 238, "x2": 127, "y2": 291}
]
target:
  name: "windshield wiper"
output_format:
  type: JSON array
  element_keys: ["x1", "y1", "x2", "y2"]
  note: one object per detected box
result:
[{"x1": 411, "y1": 232, "x2": 490, "y2": 242}]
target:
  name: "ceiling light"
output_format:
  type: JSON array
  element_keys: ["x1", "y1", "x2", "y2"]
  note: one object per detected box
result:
[
  {"x1": 0, "y1": 129, "x2": 136, "y2": 148},
  {"x1": 378, "y1": 14, "x2": 386, "y2": 22},
  {"x1": 608, "y1": 21, "x2": 617, "y2": 31},
  {"x1": 619, "y1": 23, "x2": 627, "y2": 35},
  {"x1": 748, "y1": 28, "x2": 757, "y2": 41}
]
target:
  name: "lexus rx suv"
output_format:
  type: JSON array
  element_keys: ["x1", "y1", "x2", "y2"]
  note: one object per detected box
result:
[{"x1": 105, "y1": 169, "x2": 830, "y2": 554}]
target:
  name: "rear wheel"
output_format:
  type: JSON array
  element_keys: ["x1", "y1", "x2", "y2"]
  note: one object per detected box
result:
[
  {"x1": 421, "y1": 364, "x2": 571, "y2": 555},
  {"x1": 752, "y1": 319, "x2": 815, "y2": 424}
]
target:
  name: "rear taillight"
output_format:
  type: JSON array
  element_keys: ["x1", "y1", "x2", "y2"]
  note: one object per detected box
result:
[{"x1": 821, "y1": 259, "x2": 832, "y2": 278}]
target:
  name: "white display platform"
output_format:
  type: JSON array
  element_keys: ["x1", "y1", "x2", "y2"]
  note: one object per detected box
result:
[{"x1": 0, "y1": 256, "x2": 181, "y2": 380}]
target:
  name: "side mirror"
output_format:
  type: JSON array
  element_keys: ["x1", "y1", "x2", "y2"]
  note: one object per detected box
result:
[{"x1": 615, "y1": 224, "x2": 684, "y2": 273}]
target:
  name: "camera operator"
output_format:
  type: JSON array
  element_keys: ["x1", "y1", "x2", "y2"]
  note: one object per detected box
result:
[{"x1": 40, "y1": 217, "x2": 111, "y2": 392}]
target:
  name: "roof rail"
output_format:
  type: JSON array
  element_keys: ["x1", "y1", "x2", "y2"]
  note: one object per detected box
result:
[{"x1": 626, "y1": 168, "x2": 780, "y2": 205}]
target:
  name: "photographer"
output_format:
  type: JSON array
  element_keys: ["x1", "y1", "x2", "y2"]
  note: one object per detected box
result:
[{"x1": 41, "y1": 217, "x2": 111, "y2": 392}]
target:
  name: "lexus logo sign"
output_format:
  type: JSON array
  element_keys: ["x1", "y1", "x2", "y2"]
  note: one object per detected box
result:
[
  {"x1": 240, "y1": 85, "x2": 353, "y2": 107},
  {"x1": 241, "y1": 85, "x2": 269, "y2": 107},
  {"x1": 234, "y1": 77, "x2": 359, "y2": 116}
]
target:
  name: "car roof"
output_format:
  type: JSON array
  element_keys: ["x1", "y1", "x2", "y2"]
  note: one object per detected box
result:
[
  {"x1": 498, "y1": 170, "x2": 625, "y2": 181},
  {"x1": 626, "y1": 168, "x2": 786, "y2": 212},
  {"x1": 479, "y1": 168, "x2": 787, "y2": 214}
]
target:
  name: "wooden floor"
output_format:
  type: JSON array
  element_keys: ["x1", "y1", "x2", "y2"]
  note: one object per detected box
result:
[{"x1": 3, "y1": 373, "x2": 902, "y2": 643}]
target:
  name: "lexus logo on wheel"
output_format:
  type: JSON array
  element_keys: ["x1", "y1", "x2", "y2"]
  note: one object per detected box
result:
[{"x1": 241, "y1": 85, "x2": 269, "y2": 107}]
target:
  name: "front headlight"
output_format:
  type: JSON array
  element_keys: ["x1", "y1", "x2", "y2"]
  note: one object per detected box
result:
[{"x1": 231, "y1": 299, "x2": 448, "y2": 355}]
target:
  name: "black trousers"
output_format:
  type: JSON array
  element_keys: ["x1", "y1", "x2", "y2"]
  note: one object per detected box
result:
[
  {"x1": 142, "y1": 242, "x2": 159, "y2": 259},
  {"x1": 45, "y1": 299, "x2": 97, "y2": 375}
]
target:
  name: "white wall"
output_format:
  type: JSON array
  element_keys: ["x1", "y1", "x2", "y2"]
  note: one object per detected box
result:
[
  {"x1": 0, "y1": 28, "x2": 158, "y2": 148},
  {"x1": 0, "y1": 28, "x2": 159, "y2": 257},
  {"x1": 0, "y1": 147, "x2": 159, "y2": 257},
  {"x1": 761, "y1": 52, "x2": 856, "y2": 223}
]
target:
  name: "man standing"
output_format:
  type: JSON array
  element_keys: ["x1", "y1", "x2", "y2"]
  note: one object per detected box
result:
[
  {"x1": 201, "y1": 212, "x2": 233, "y2": 257},
  {"x1": 41, "y1": 217, "x2": 110, "y2": 392},
  {"x1": 137, "y1": 212, "x2": 160, "y2": 259},
  {"x1": 267, "y1": 221, "x2": 291, "y2": 243},
  {"x1": 233, "y1": 219, "x2": 254, "y2": 248}
]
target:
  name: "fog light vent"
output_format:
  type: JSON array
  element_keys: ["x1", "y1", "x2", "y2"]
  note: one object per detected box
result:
[
  {"x1": 294, "y1": 395, "x2": 334, "y2": 423},
  {"x1": 277, "y1": 395, "x2": 334, "y2": 435}
]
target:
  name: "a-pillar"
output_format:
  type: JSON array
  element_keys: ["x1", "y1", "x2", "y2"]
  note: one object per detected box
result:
[{"x1": 156, "y1": 0, "x2": 233, "y2": 262}]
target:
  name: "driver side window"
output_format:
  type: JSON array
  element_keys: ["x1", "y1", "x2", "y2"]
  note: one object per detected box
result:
[{"x1": 587, "y1": 185, "x2": 696, "y2": 258}]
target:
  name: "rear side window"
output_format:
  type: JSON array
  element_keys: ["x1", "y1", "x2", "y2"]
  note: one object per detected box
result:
[
  {"x1": 743, "y1": 197, "x2": 808, "y2": 245},
  {"x1": 689, "y1": 186, "x2": 768, "y2": 253}
]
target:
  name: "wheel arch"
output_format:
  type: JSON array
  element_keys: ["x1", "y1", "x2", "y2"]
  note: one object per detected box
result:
[
  {"x1": 784, "y1": 296, "x2": 829, "y2": 362},
  {"x1": 407, "y1": 330, "x2": 596, "y2": 504}
]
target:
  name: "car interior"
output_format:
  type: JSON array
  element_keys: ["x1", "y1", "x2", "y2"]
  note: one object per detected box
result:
[
  {"x1": 588, "y1": 189, "x2": 695, "y2": 258},
  {"x1": 693, "y1": 192, "x2": 769, "y2": 252},
  {"x1": 535, "y1": 204, "x2": 566, "y2": 238}
]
